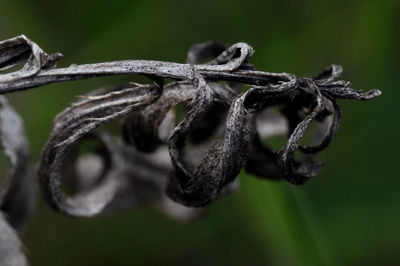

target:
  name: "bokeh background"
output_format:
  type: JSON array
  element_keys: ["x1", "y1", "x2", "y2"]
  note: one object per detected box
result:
[{"x1": 0, "y1": 0, "x2": 399, "y2": 265}]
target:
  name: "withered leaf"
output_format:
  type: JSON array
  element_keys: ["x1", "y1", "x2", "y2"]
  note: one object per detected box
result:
[
  {"x1": 0, "y1": 35, "x2": 380, "y2": 214},
  {"x1": 0, "y1": 96, "x2": 34, "y2": 265}
]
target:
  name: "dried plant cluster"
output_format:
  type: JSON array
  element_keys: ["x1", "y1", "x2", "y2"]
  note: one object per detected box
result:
[{"x1": 0, "y1": 35, "x2": 381, "y2": 265}]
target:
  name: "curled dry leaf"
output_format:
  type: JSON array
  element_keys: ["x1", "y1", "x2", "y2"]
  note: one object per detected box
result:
[
  {"x1": 0, "y1": 96, "x2": 34, "y2": 265},
  {"x1": 0, "y1": 214, "x2": 28, "y2": 266},
  {"x1": 0, "y1": 35, "x2": 380, "y2": 216},
  {"x1": 38, "y1": 82, "x2": 162, "y2": 216},
  {"x1": 0, "y1": 35, "x2": 62, "y2": 87},
  {"x1": 68, "y1": 131, "x2": 206, "y2": 222}
]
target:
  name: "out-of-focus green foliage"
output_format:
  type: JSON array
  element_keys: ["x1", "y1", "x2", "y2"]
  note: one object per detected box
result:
[{"x1": 0, "y1": 0, "x2": 398, "y2": 265}]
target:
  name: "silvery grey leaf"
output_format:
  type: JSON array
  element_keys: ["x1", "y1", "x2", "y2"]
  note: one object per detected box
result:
[
  {"x1": 0, "y1": 35, "x2": 384, "y2": 265},
  {"x1": 0, "y1": 35, "x2": 62, "y2": 84},
  {"x1": 4, "y1": 35, "x2": 376, "y2": 212},
  {"x1": 186, "y1": 41, "x2": 242, "y2": 143},
  {"x1": 0, "y1": 214, "x2": 28, "y2": 266},
  {"x1": 299, "y1": 98, "x2": 342, "y2": 154},
  {"x1": 0, "y1": 96, "x2": 34, "y2": 231},
  {"x1": 0, "y1": 96, "x2": 33, "y2": 266},
  {"x1": 277, "y1": 90, "x2": 326, "y2": 184},
  {"x1": 123, "y1": 81, "x2": 196, "y2": 152},
  {"x1": 38, "y1": 82, "x2": 162, "y2": 216},
  {"x1": 60, "y1": 131, "x2": 206, "y2": 222},
  {"x1": 167, "y1": 83, "x2": 251, "y2": 207}
]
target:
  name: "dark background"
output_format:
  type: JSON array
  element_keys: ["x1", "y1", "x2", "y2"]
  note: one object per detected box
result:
[{"x1": 0, "y1": 0, "x2": 399, "y2": 265}]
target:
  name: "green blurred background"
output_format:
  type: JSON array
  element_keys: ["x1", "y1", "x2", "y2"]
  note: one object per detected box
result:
[{"x1": 0, "y1": 0, "x2": 399, "y2": 265}]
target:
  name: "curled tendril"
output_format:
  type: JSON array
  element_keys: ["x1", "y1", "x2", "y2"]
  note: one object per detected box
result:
[{"x1": 0, "y1": 34, "x2": 368, "y2": 215}]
